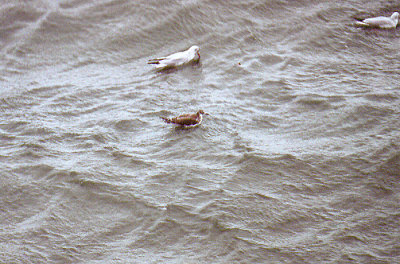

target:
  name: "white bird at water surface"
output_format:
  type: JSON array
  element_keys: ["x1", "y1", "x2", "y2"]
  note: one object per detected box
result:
[
  {"x1": 148, "y1": 45, "x2": 200, "y2": 69},
  {"x1": 355, "y1": 12, "x2": 399, "y2": 29}
]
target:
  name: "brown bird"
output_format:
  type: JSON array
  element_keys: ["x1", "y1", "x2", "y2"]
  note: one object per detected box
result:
[{"x1": 161, "y1": 110, "x2": 208, "y2": 127}]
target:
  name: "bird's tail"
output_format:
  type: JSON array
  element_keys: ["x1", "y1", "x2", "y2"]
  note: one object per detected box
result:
[
  {"x1": 161, "y1": 117, "x2": 172, "y2": 124},
  {"x1": 148, "y1": 58, "x2": 165, "y2": 64},
  {"x1": 355, "y1": 21, "x2": 368, "y2": 27}
]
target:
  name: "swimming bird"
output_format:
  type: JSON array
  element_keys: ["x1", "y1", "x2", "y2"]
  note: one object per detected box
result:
[
  {"x1": 355, "y1": 12, "x2": 399, "y2": 29},
  {"x1": 161, "y1": 110, "x2": 208, "y2": 127},
  {"x1": 148, "y1": 45, "x2": 200, "y2": 69}
]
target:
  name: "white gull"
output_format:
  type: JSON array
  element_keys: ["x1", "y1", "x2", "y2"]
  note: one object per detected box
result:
[
  {"x1": 148, "y1": 45, "x2": 200, "y2": 69},
  {"x1": 356, "y1": 12, "x2": 399, "y2": 29}
]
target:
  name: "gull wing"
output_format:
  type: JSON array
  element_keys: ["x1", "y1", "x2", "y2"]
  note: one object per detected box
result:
[
  {"x1": 158, "y1": 50, "x2": 190, "y2": 67},
  {"x1": 362, "y1": 16, "x2": 393, "y2": 28},
  {"x1": 171, "y1": 114, "x2": 199, "y2": 126}
]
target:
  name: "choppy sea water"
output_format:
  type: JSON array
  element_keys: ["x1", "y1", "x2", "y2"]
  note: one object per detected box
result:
[{"x1": 1, "y1": 0, "x2": 400, "y2": 263}]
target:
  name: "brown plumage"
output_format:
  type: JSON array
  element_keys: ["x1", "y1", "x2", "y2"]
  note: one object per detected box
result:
[{"x1": 161, "y1": 110, "x2": 208, "y2": 127}]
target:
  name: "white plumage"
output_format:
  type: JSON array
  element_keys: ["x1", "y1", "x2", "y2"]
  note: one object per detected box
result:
[
  {"x1": 356, "y1": 12, "x2": 399, "y2": 29},
  {"x1": 148, "y1": 45, "x2": 200, "y2": 69}
]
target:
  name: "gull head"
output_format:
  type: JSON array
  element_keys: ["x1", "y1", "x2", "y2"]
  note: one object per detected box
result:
[
  {"x1": 197, "y1": 109, "x2": 208, "y2": 116},
  {"x1": 392, "y1": 12, "x2": 399, "y2": 23},
  {"x1": 189, "y1": 45, "x2": 200, "y2": 59},
  {"x1": 190, "y1": 45, "x2": 200, "y2": 52}
]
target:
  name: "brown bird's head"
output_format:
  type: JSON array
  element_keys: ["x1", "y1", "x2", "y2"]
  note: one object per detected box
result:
[{"x1": 197, "y1": 110, "x2": 208, "y2": 116}]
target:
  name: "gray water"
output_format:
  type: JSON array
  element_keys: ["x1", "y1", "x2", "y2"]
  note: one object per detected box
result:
[{"x1": 1, "y1": 0, "x2": 400, "y2": 263}]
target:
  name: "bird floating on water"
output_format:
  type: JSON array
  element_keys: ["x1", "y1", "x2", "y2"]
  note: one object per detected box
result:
[
  {"x1": 355, "y1": 12, "x2": 399, "y2": 29},
  {"x1": 161, "y1": 110, "x2": 208, "y2": 127},
  {"x1": 148, "y1": 45, "x2": 200, "y2": 70}
]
